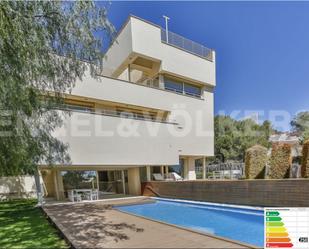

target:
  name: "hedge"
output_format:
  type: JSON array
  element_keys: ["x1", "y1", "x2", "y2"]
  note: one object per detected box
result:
[
  {"x1": 301, "y1": 140, "x2": 309, "y2": 178},
  {"x1": 245, "y1": 145, "x2": 268, "y2": 179},
  {"x1": 269, "y1": 143, "x2": 292, "y2": 179}
]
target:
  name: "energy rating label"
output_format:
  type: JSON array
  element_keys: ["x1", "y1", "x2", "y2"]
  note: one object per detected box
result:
[{"x1": 265, "y1": 208, "x2": 309, "y2": 248}]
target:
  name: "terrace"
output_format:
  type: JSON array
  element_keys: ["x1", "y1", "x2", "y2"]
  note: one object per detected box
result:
[{"x1": 42, "y1": 198, "x2": 250, "y2": 249}]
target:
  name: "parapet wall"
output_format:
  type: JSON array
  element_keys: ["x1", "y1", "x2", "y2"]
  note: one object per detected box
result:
[{"x1": 142, "y1": 179, "x2": 309, "y2": 207}]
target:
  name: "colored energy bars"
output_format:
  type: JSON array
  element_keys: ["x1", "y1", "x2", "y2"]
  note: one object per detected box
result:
[{"x1": 265, "y1": 211, "x2": 293, "y2": 248}]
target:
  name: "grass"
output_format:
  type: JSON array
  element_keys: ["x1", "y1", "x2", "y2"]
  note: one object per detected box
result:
[{"x1": 0, "y1": 199, "x2": 68, "y2": 249}]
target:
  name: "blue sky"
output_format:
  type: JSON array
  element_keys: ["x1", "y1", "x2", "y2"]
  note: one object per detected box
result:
[{"x1": 99, "y1": 1, "x2": 309, "y2": 130}]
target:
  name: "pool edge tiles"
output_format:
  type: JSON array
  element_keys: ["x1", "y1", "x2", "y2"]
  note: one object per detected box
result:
[
  {"x1": 116, "y1": 206, "x2": 259, "y2": 249},
  {"x1": 152, "y1": 197, "x2": 264, "y2": 211}
]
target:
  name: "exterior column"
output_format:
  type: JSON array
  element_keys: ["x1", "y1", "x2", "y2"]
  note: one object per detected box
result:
[
  {"x1": 121, "y1": 170, "x2": 126, "y2": 194},
  {"x1": 146, "y1": 166, "x2": 151, "y2": 181},
  {"x1": 160, "y1": 166, "x2": 164, "y2": 177},
  {"x1": 202, "y1": 157, "x2": 207, "y2": 179},
  {"x1": 96, "y1": 171, "x2": 100, "y2": 190},
  {"x1": 128, "y1": 167, "x2": 141, "y2": 196},
  {"x1": 53, "y1": 169, "x2": 59, "y2": 200},
  {"x1": 184, "y1": 157, "x2": 196, "y2": 180},
  {"x1": 56, "y1": 170, "x2": 65, "y2": 200},
  {"x1": 165, "y1": 166, "x2": 169, "y2": 176},
  {"x1": 53, "y1": 169, "x2": 65, "y2": 201}
]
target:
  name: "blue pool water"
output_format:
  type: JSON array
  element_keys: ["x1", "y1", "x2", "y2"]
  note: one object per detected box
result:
[{"x1": 116, "y1": 199, "x2": 264, "y2": 247}]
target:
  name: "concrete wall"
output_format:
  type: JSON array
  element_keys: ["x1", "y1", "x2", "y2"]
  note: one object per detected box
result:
[
  {"x1": 67, "y1": 74, "x2": 214, "y2": 158},
  {"x1": 142, "y1": 179, "x2": 309, "y2": 207},
  {"x1": 0, "y1": 175, "x2": 37, "y2": 199},
  {"x1": 53, "y1": 111, "x2": 179, "y2": 165},
  {"x1": 130, "y1": 17, "x2": 216, "y2": 86},
  {"x1": 103, "y1": 19, "x2": 133, "y2": 76},
  {"x1": 50, "y1": 15, "x2": 216, "y2": 168},
  {"x1": 103, "y1": 16, "x2": 215, "y2": 86}
]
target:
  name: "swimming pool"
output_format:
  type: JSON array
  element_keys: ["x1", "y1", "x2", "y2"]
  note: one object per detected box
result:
[{"x1": 116, "y1": 198, "x2": 264, "y2": 247}]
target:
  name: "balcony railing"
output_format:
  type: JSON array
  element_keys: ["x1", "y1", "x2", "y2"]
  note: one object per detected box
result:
[
  {"x1": 161, "y1": 29, "x2": 213, "y2": 61},
  {"x1": 55, "y1": 104, "x2": 178, "y2": 125}
]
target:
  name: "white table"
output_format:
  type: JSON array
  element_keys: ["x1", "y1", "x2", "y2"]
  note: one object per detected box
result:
[
  {"x1": 74, "y1": 189, "x2": 93, "y2": 200},
  {"x1": 68, "y1": 189, "x2": 98, "y2": 202}
]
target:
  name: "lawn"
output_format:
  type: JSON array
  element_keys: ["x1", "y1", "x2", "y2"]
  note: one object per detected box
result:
[{"x1": 0, "y1": 199, "x2": 68, "y2": 248}]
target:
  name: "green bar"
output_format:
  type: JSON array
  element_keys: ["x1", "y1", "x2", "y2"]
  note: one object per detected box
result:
[
  {"x1": 267, "y1": 222, "x2": 284, "y2": 227},
  {"x1": 266, "y1": 211, "x2": 280, "y2": 216},
  {"x1": 266, "y1": 217, "x2": 282, "y2": 221}
]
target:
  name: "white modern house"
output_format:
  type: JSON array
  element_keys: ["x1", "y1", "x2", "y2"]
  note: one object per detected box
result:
[{"x1": 39, "y1": 15, "x2": 216, "y2": 200}]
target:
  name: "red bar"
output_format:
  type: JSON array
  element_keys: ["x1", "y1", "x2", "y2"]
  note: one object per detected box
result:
[{"x1": 266, "y1": 242, "x2": 293, "y2": 248}]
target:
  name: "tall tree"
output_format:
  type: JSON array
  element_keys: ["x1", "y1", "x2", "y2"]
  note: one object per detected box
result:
[
  {"x1": 291, "y1": 112, "x2": 309, "y2": 142},
  {"x1": 0, "y1": 1, "x2": 115, "y2": 176},
  {"x1": 215, "y1": 116, "x2": 273, "y2": 162}
]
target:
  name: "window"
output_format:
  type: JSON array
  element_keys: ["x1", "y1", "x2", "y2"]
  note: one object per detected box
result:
[
  {"x1": 164, "y1": 76, "x2": 201, "y2": 98},
  {"x1": 184, "y1": 83, "x2": 201, "y2": 97},
  {"x1": 164, "y1": 78, "x2": 183, "y2": 93}
]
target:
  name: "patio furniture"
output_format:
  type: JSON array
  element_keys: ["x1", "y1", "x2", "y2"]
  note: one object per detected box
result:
[
  {"x1": 73, "y1": 189, "x2": 94, "y2": 201},
  {"x1": 153, "y1": 173, "x2": 164, "y2": 181},
  {"x1": 91, "y1": 189, "x2": 99, "y2": 200},
  {"x1": 170, "y1": 172, "x2": 183, "y2": 181},
  {"x1": 68, "y1": 190, "x2": 82, "y2": 202}
]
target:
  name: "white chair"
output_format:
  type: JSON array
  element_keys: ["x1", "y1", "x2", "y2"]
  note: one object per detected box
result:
[
  {"x1": 91, "y1": 189, "x2": 99, "y2": 200},
  {"x1": 170, "y1": 172, "x2": 183, "y2": 181},
  {"x1": 153, "y1": 173, "x2": 164, "y2": 181}
]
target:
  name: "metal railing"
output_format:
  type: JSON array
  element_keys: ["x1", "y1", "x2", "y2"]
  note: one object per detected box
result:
[
  {"x1": 161, "y1": 29, "x2": 213, "y2": 61},
  {"x1": 55, "y1": 104, "x2": 178, "y2": 125},
  {"x1": 164, "y1": 86, "x2": 202, "y2": 98}
]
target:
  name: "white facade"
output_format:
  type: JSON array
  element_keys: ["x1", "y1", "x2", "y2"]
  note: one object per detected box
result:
[{"x1": 44, "y1": 15, "x2": 216, "y2": 187}]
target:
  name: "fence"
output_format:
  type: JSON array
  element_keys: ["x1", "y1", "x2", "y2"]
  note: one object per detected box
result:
[
  {"x1": 195, "y1": 162, "x2": 245, "y2": 179},
  {"x1": 200, "y1": 162, "x2": 302, "y2": 179},
  {"x1": 161, "y1": 29, "x2": 213, "y2": 61}
]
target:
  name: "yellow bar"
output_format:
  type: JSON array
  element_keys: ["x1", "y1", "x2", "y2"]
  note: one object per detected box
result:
[
  {"x1": 266, "y1": 227, "x2": 286, "y2": 233},
  {"x1": 266, "y1": 232, "x2": 289, "y2": 238}
]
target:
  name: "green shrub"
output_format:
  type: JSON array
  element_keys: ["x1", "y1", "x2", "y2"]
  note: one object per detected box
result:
[
  {"x1": 301, "y1": 140, "x2": 309, "y2": 178},
  {"x1": 245, "y1": 145, "x2": 268, "y2": 179},
  {"x1": 269, "y1": 143, "x2": 292, "y2": 179}
]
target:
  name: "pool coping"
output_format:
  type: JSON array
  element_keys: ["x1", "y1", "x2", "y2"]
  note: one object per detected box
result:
[
  {"x1": 114, "y1": 199, "x2": 262, "y2": 249},
  {"x1": 153, "y1": 197, "x2": 264, "y2": 211}
]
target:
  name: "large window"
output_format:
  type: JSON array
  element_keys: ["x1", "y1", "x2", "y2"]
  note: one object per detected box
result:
[
  {"x1": 164, "y1": 78, "x2": 183, "y2": 93},
  {"x1": 184, "y1": 83, "x2": 201, "y2": 97},
  {"x1": 164, "y1": 77, "x2": 201, "y2": 98}
]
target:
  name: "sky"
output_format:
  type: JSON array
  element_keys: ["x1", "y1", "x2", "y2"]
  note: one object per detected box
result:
[{"x1": 98, "y1": 1, "x2": 309, "y2": 131}]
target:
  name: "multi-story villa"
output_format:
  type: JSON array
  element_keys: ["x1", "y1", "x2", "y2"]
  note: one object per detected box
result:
[{"x1": 39, "y1": 15, "x2": 216, "y2": 200}]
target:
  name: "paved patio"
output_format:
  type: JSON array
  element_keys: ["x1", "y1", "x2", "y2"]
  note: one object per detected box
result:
[{"x1": 43, "y1": 198, "x2": 251, "y2": 248}]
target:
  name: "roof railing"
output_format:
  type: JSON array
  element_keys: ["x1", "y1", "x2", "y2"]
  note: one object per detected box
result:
[{"x1": 161, "y1": 29, "x2": 213, "y2": 61}]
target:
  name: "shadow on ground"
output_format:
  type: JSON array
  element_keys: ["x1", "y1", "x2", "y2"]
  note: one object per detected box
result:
[{"x1": 44, "y1": 202, "x2": 144, "y2": 248}]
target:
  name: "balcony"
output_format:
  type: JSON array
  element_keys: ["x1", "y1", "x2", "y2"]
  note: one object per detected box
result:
[
  {"x1": 56, "y1": 104, "x2": 177, "y2": 124},
  {"x1": 53, "y1": 111, "x2": 180, "y2": 166},
  {"x1": 161, "y1": 29, "x2": 213, "y2": 61},
  {"x1": 103, "y1": 16, "x2": 216, "y2": 86}
]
